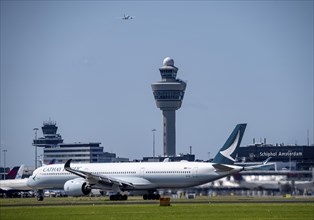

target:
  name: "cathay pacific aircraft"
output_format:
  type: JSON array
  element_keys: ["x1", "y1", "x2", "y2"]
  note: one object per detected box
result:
[{"x1": 27, "y1": 124, "x2": 254, "y2": 201}]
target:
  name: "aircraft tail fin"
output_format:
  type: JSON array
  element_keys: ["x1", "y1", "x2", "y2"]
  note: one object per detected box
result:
[
  {"x1": 40, "y1": 159, "x2": 57, "y2": 167},
  {"x1": 15, "y1": 164, "x2": 25, "y2": 179},
  {"x1": 212, "y1": 123, "x2": 247, "y2": 165},
  {"x1": 6, "y1": 166, "x2": 20, "y2": 179}
]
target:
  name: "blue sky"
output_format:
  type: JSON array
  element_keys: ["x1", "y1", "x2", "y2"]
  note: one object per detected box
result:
[{"x1": 1, "y1": 1, "x2": 313, "y2": 167}]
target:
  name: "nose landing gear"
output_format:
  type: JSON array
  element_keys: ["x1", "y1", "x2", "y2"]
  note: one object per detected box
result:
[{"x1": 36, "y1": 190, "x2": 44, "y2": 201}]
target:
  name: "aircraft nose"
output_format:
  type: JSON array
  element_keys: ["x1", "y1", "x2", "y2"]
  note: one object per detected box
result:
[
  {"x1": 26, "y1": 177, "x2": 33, "y2": 187},
  {"x1": 27, "y1": 174, "x2": 37, "y2": 187}
]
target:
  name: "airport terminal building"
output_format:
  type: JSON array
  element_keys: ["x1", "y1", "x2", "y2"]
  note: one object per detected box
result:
[
  {"x1": 43, "y1": 142, "x2": 121, "y2": 164},
  {"x1": 237, "y1": 144, "x2": 314, "y2": 170}
]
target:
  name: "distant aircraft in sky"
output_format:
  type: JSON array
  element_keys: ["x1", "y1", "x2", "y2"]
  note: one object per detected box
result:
[
  {"x1": 25, "y1": 124, "x2": 270, "y2": 201},
  {"x1": 122, "y1": 14, "x2": 134, "y2": 20}
]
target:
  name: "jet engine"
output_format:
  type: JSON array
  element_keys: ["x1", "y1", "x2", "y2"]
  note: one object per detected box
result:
[{"x1": 64, "y1": 178, "x2": 91, "y2": 197}]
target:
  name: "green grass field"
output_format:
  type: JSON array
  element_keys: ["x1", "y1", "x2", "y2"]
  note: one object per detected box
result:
[
  {"x1": 1, "y1": 196, "x2": 314, "y2": 220},
  {"x1": 1, "y1": 203, "x2": 313, "y2": 220}
]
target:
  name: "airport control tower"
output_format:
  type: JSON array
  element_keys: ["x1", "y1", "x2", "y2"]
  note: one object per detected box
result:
[
  {"x1": 33, "y1": 120, "x2": 63, "y2": 147},
  {"x1": 151, "y1": 57, "x2": 187, "y2": 156}
]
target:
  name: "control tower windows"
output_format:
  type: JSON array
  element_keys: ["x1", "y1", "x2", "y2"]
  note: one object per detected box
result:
[{"x1": 153, "y1": 91, "x2": 184, "y2": 101}]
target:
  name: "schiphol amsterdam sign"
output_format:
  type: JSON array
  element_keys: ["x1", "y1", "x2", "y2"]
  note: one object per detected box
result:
[{"x1": 259, "y1": 150, "x2": 303, "y2": 158}]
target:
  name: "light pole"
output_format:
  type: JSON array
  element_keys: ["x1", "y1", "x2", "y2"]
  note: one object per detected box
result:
[
  {"x1": 3, "y1": 149, "x2": 7, "y2": 180},
  {"x1": 33, "y1": 128, "x2": 39, "y2": 169},
  {"x1": 152, "y1": 129, "x2": 156, "y2": 159}
]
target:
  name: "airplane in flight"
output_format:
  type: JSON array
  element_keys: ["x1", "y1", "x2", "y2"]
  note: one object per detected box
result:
[
  {"x1": 27, "y1": 124, "x2": 257, "y2": 201},
  {"x1": 122, "y1": 14, "x2": 134, "y2": 20}
]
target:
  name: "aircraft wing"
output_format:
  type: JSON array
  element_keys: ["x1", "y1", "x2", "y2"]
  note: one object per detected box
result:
[
  {"x1": 64, "y1": 159, "x2": 134, "y2": 189},
  {"x1": 242, "y1": 157, "x2": 272, "y2": 171},
  {"x1": 0, "y1": 186, "x2": 12, "y2": 191}
]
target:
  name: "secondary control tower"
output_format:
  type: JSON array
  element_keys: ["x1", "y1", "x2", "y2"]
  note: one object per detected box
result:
[{"x1": 151, "y1": 57, "x2": 187, "y2": 156}]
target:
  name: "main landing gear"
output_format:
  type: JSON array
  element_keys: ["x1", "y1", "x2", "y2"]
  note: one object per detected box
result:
[
  {"x1": 143, "y1": 191, "x2": 160, "y2": 200},
  {"x1": 109, "y1": 193, "x2": 128, "y2": 201}
]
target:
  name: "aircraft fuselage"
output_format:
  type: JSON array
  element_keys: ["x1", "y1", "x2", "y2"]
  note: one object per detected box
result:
[{"x1": 27, "y1": 161, "x2": 242, "y2": 190}]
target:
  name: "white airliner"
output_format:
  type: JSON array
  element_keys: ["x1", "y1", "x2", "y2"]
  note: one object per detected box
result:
[
  {"x1": 0, "y1": 160, "x2": 57, "y2": 195},
  {"x1": 0, "y1": 178, "x2": 31, "y2": 192},
  {"x1": 27, "y1": 124, "x2": 250, "y2": 201},
  {"x1": 0, "y1": 165, "x2": 32, "y2": 195}
]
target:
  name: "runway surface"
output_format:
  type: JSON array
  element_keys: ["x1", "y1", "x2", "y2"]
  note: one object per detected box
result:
[{"x1": 1, "y1": 198, "x2": 313, "y2": 207}]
